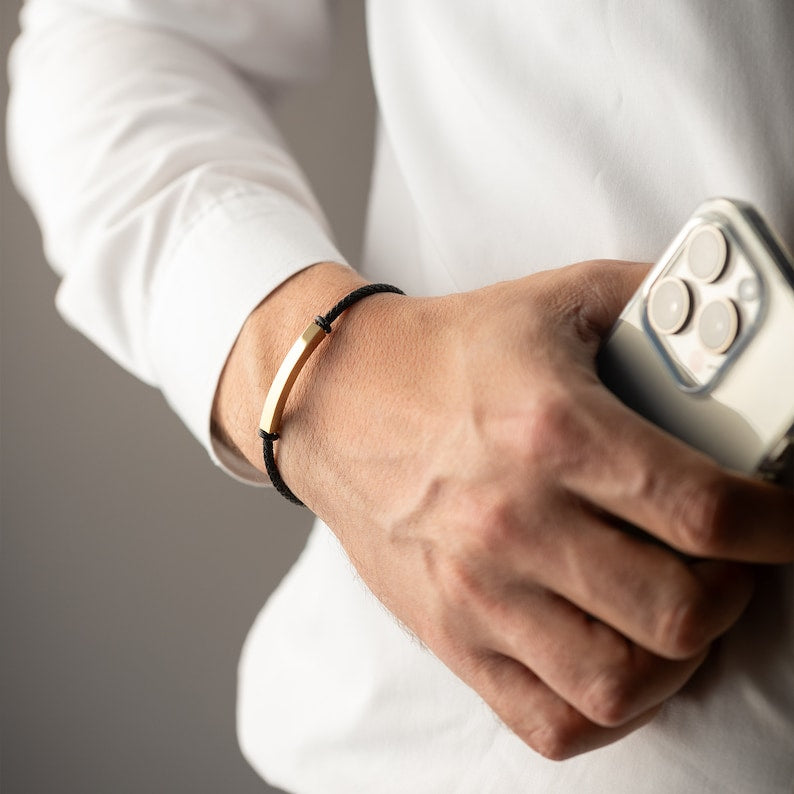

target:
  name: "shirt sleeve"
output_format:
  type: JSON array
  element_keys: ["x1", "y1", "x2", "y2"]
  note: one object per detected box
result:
[{"x1": 6, "y1": 0, "x2": 348, "y2": 482}]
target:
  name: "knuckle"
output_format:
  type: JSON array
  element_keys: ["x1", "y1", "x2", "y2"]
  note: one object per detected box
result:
[
  {"x1": 437, "y1": 555, "x2": 484, "y2": 607},
  {"x1": 476, "y1": 503, "x2": 519, "y2": 557},
  {"x1": 654, "y1": 586, "x2": 709, "y2": 658},
  {"x1": 623, "y1": 459, "x2": 658, "y2": 504},
  {"x1": 580, "y1": 668, "x2": 635, "y2": 727},
  {"x1": 672, "y1": 475, "x2": 732, "y2": 554},
  {"x1": 524, "y1": 392, "x2": 587, "y2": 473},
  {"x1": 458, "y1": 491, "x2": 520, "y2": 559},
  {"x1": 523, "y1": 720, "x2": 584, "y2": 761}
]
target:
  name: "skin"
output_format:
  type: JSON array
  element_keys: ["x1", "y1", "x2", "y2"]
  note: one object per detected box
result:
[{"x1": 213, "y1": 259, "x2": 794, "y2": 760}]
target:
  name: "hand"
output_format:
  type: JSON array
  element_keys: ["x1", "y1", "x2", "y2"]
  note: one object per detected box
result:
[{"x1": 215, "y1": 260, "x2": 794, "y2": 759}]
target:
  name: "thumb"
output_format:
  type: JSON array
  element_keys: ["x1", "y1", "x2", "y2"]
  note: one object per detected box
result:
[{"x1": 563, "y1": 259, "x2": 651, "y2": 339}]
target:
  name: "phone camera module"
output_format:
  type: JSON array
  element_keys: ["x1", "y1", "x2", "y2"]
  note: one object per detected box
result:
[
  {"x1": 687, "y1": 224, "x2": 727, "y2": 282},
  {"x1": 698, "y1": 298, "x2": 739, "y2": 354},
  {"x1": 648, "y1": 277, "x2": 691, "y2": 334}
]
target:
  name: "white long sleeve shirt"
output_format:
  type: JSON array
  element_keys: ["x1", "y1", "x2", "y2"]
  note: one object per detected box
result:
[{"x1": 8, "y1": 2, "x2": 794, "y2": 792}]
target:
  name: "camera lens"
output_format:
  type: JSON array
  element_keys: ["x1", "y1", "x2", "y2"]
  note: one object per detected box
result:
[
  {"x1": 698, "y1": 298, "x2": 739, "y2": 354},
  {"x1": 687, "y1": 225, "x2": 727, "y2": 282},
  {"x1": 648, "y1": 277, "x2": 691, "y2": 334}
]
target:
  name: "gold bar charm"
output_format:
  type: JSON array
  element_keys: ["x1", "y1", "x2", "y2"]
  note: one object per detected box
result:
[{"x1": 259, "y1": 322, "x2": 327, "y2": 436}]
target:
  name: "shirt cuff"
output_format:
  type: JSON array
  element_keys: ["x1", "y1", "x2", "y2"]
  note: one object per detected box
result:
[{"x1": 147, "y1": 189, "x2": 348, "y2": 484}]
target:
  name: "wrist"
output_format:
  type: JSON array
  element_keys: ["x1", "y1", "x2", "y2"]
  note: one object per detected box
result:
[
  {"x1": 260, "y1": 283, "x2": 406, "y2": 505},
  {"x1": 212, "y1": 262, "x2": 368, "y2": 476}
]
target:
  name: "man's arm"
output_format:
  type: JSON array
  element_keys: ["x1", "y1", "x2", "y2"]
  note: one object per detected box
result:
[
  {"x1": 10, "y1": 0, "x2": 793, "y2": 762},
  {"x1": 215, "y1": 257, "x2": 794, "y2": 759},
  {"x1": 6, "y1": 0, "x2": 345, "y2": 477}
]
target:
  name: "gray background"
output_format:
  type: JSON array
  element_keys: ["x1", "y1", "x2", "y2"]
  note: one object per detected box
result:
[{"x1": 1, "y1": 2, "x2": 374, "y2": 792}]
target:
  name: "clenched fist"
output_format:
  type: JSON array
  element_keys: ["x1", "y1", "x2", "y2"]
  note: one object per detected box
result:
[{"x1": 215, "y1": 259, "x2": 794, "y2": 759}]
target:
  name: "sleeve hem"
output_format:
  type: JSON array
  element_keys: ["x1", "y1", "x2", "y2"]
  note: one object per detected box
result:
[{"x1": 146, "y1": 190, "x2": 349, "y2": 484}]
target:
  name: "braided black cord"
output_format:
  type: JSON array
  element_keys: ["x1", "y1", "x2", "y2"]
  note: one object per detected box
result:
[
  {"x1": 320, "y1": 282, "x2": 404, "y2": 325},
  {"x1": 259, "y1": 428, "x2": 303, "y2": 505},
  {"x1": 261, "y1": 283, "x2": 404, "y2": 507}
]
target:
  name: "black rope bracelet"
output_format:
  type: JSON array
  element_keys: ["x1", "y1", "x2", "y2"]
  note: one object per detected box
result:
[{"x1": 258, "y1": 283, "x2": 405, "y2": 506}]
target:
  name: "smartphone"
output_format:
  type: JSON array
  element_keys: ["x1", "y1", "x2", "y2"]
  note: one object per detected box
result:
[{"x1": 597, "y1": 198, "x2": 794, "y2": 490}]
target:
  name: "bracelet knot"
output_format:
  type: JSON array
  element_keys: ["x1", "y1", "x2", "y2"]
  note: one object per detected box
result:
[{"x1": 313, "y1": 315, "x2": 332, "y2": 334}]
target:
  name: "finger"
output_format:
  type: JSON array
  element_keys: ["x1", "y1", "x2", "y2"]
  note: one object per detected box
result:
[
  {"x1": 482, "y1": 584, "x2": 708, "y2": 726},
  {"x1": 518, "y1": 507, "x2": 755, "y2": 659},
  {"x1": 460, "y1": 651, "x2": 661, "y2": 760},
  {"x1": 558, "y1": 381, "x2": 794, "y2": 563}
]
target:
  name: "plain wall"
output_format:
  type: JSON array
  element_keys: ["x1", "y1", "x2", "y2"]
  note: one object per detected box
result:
[{"x1": 1, "y1": 3, "x2": 375, "y2": 792}]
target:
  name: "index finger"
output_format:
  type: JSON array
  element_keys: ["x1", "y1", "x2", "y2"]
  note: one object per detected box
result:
[{"x1": 559, "y1": 382, "x2": 794, "y2": 563}]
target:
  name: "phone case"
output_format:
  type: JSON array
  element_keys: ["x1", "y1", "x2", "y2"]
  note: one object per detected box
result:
[{"x1": 597, "y1": 198, "x2": 794, "y2": 489}]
